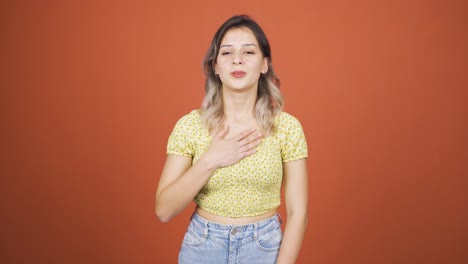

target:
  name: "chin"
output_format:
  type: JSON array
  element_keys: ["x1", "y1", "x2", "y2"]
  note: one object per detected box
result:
[
  {"x1": 225, "y1": 86, "x2": 254, "y2": 92},
  {"x1": 224, "y1": 82, "x2": 258, "y2": 91}
]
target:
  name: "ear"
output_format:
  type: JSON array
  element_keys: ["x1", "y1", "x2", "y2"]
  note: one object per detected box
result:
[
  {"x1": 262, "y1": 57, "x2": 269, "y2": 74},
  {"x1": 214, "y1": 63, "x2": 219, "y2": 75}
]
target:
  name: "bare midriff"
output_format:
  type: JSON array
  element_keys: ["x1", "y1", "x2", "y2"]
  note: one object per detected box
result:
[{"x1": 195, "y1": 207, "x2": 278, "y2": 225}]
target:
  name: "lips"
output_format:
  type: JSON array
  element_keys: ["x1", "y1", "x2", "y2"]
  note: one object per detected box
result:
[{"x1": 231, "y1": 71, "x2": 246, "y2": 78}]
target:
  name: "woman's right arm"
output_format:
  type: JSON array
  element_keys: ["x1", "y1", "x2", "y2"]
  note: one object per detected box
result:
[
  {"x1": 155, "y1": 154, "x2": 217, "y2": 223},
  {"x1": 155, "y1": 126, "x2": 263, "y2": 222}
]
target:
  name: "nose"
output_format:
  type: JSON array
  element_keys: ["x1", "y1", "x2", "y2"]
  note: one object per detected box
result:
[{"x1": 233, "y1": 52, "x2": 243, "y2": 65}]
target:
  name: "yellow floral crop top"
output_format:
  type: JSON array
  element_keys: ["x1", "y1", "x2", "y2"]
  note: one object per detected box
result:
[{"x1": 166, "y1": 110, "x2": 308, "y2": 217}]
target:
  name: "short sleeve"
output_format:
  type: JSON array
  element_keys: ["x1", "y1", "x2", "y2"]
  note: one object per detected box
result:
[
  {"x1": 278, "y1": 113, "x2": 308, "y2": 162},
  {"x1": 166, "y1": 114, "x2": 195, "y2": 157}
]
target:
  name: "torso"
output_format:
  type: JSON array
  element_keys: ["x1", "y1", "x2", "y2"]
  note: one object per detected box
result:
[{"x1": 167, "y1": 110, "x2": 307, "y2": 218}]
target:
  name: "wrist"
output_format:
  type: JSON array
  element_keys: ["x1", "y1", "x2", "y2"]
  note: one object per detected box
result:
[{"x1": 197, "y1": 154, "x2": 219, "y2": 173}]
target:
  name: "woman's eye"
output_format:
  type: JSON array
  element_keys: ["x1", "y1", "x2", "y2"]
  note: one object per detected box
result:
[
  {"x1": 221, "y1": 51, "x2": 231, "y2": 55},
  {"x1": 244, "y1": 51, "x2": 255, "y2": 54}
]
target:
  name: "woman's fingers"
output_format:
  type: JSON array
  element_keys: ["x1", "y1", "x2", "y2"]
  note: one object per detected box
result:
[
  {"x1": 240, "y1": 140, "x2": 262, "y2": 153},
  {"x1": 237, "y1": 131, "x2": 263, "y2": 148},
  {"x1": 215, "y1": 125, "x2": 230, "y2": 140},
  {"x1": 234, "y1": 128, "x2": 257, "y2": 141},
  {"x1": 238, "y1": 148, "x2": 257, "y2": 160},
  {"x1": 208, "y1": 128, "x2": 263, "y2": 167}
]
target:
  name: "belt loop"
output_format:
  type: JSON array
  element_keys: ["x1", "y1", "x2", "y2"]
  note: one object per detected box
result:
[
  {"x1": 203, "y1": 221, "x2": 208, "y2": 238},
  {"x1": 277, "y1": 213, "x2": 283, "y2": 224},
  {"x1": 253, "y1": 223, "x2": 258, "y2": 240}
]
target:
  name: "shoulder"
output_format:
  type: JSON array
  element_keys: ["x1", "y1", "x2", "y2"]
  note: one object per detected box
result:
[
  {"x1": 167, "y1": 110, "x2": 202, "y2": 156},
  {"x1": 274, "y1": 111, "x2": 308, "y2": 160},
  {"x1": 170, "y1": 110, "x2": 203, "y2": 136},
  {"x1": 274, "y1": 111, "x2": 303, "y2": 130},
  {"x1": 174, "y1": 109, "x2": 202, "y2": 126}
]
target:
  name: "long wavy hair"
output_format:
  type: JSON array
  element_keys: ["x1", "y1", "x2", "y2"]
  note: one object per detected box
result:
[{"x1": 200, "y1": 15, "x2": 283, "y2": 135}]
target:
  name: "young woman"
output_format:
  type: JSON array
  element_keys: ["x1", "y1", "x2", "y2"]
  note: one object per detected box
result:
[{"x1": 156, "y1": 15, "x2": 308, "y2": 264}]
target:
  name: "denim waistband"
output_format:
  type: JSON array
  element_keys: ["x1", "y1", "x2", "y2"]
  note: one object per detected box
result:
[{"x1": 191, "y1": 212, "x2": 282, "y2": 231}]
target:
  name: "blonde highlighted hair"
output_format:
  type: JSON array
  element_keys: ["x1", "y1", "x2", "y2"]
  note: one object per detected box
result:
[{"x1": 200, "y1": 15, "x2": 283, "y2": 135}]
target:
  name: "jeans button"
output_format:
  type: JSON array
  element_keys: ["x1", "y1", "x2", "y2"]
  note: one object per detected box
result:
[{"x1": 231, "y1": 229, "x2": 237, "y2": 235}]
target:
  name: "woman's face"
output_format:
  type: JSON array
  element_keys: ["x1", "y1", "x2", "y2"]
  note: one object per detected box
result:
[{"x1": 215, "y1": 27, "x2": 268, "y2": 92}]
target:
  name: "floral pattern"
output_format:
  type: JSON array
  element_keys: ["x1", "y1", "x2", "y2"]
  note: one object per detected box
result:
[{"x1": 167, "y1": 110, "x2": 308, "y2": 217}]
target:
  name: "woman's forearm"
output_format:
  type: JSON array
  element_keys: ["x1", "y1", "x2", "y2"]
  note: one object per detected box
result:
[
  {"x1": 276, "y1": 212, "x2": 308, "y2": 264},
  {"x1": 156, "y1": 157, "x2": 216, "y2": 222}
]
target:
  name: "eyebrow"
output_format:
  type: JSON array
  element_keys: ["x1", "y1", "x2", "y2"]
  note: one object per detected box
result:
[{"x1": 220, "y1": 43, "x2": 258, "y2": 48}]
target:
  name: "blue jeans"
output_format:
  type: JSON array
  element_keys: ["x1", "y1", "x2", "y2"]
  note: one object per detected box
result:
[{"x1": 179, "y1": 212, "x2": 283, "y2": 264}]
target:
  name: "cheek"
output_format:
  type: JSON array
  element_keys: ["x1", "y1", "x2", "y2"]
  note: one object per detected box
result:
[
  {"x1": 217, "y1": 59, "x2": 231, "y2": 70},
  {"x1": 244, "y1": 57, "x2": 263, "y2": 67}
]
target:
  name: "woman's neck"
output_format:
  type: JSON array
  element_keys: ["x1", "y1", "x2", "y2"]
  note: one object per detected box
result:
[{"x1": 222, "y1": 87, "x2": 257, "y2": 121}]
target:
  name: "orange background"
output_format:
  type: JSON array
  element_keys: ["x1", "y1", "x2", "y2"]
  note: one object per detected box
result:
[{"x1": 2, "y1": 0, "x2": 467, "y2": 263}]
